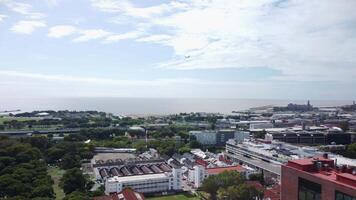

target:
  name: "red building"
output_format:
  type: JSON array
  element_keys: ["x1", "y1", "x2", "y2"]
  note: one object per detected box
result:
[{"x1": 281, "y1": 155, "x2": 356, "y2": 200}]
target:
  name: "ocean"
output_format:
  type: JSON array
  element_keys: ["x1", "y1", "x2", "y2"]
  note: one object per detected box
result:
[{"x1": 0, "y1": 98, "x2": 352, "y2": 116}]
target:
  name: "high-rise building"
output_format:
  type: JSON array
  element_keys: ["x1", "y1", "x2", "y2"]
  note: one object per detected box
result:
[{"x1": 281, "y1": 155, "x2": 356, "y2": 200}]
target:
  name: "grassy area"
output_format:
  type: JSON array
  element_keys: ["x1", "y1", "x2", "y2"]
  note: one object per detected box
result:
[
  {"x1": 48, "y1": 166, "x2": 65, "y2": 200},
  {"x1": 147, "y1": 193, "x2": 199, "y2": 200},
  {"x1": 0, "y1": 116, "x2": 41, "y2": 125}
]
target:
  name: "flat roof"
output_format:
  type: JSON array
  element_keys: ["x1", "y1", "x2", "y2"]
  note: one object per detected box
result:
[
  {"x1": 286, "y1": 158, "x2": 356, "y2": 189},
  {"x1": 107, "y1": 173, "x2": 169, "y2": 183}
]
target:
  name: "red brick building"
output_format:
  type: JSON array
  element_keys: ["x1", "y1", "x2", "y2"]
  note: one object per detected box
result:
[{"x1": 281, "y1": 155, "x2": 356, "y2": 200}]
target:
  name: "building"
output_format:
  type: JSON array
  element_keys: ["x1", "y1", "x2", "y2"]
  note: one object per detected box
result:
[
  {"x1": 266, "y1": 131, "x2": 352, "y2": 145},
  {"x1": 188, "y1": 165, "x2": 250, "y2": 188},
  {"x1": 93, "y1": 159, "x2": 182, "y2": 194},
  {"x1": 93, "y1": 188, "x2": 145, "y2": 200},
  {"x1": 189, "y1": 130, "x2": 249, "y2": 146},
  {"x1": 281, "y1": 155, "x2": 356, "y2": 200},
  {"x1": 189, "y1": 130, "x2": 217, "y2": 145}
]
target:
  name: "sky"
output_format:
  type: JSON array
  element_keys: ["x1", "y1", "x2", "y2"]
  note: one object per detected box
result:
[{"x1": 0, "y1": 0, "x2": 356, "y2": 100}]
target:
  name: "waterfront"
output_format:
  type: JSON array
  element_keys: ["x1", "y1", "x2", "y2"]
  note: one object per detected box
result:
[{"x1": 0, "y1": 97, "x2": 352, "y2": 116}]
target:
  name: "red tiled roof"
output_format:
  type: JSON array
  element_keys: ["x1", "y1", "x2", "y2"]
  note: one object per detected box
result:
[
  {"x1": 121, "y1": 188, "x2": 145, "y2": 200},
  {"x1": 93, "y1": 188, "x2": 145, "y2": 200},
  {"x1": 246, "y1": 181, "x2": 281, "y2": 200},
  {"x1": 206, "y1": 165, "x2": 246, "y2": 175}
]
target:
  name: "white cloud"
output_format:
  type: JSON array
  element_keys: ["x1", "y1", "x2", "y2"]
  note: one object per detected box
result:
[
  {"x1": 11, "y1": 20, "x2": 46, "y2": 34},
  {"x1": 0, "y1": 70, "x2": 216, "y2": 87},
  {"x1": 0, "y1": 14, "x2": 7, "y2": 22},
  {"x1": 105, "y1": 31, "x2": 142, "y2": 42},
  {"x1": 48, "y1": 25, "x2": 77, "y2": 38},
  {"x1": 91, "y1": 0, "x2": 356, "y2": 82},
  {"x1": 47, "y1": 24, "x2": 141, "y2": 43},
  {"x1": 136, "y1": 34, "x2": 171, "y2": 43},
  {"x1": 91, "y1": 0, "x2": 182, "y2": 18},
  {"x1": 1, "y1": 0, "x2": 46, "y2": 19},
  {"x1": 73, "y1": 29, "x2": 111, "y2": 42}
]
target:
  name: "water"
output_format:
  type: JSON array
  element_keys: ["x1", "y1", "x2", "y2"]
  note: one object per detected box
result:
[{"x1": 0, "y1": 98, "x2": 352, "y2": 116}]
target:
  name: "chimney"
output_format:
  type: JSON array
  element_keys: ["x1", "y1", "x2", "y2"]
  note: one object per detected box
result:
[{"x1": 323, "y1": 153, "x2": 328, "y2": 159}]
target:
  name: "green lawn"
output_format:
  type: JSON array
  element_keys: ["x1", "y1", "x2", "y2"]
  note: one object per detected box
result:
[
  {"x1": 0, "y1": 116, "x2": 41, "y2": 125},
  {"x1": 48, "y1": 166, "x2": 66, "y2": 200},
  {"x1": 147, "y1": 193, "x2": 199, "y2": 200}
]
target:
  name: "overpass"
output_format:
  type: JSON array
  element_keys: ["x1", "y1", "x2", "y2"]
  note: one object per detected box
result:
[{"x1": 224, "y1": 152, "x2": 281, "y2": 176}]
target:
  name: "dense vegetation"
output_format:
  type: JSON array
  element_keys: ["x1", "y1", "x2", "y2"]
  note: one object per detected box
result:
[
  {"x1": 0, "y1": 136, "x2": 54, "y2": 199},
  {"x1": 201, "y1": 171, "x2": 263, "y2": 200}
]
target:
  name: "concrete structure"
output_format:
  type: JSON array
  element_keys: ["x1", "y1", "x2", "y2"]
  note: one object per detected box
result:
[
  {"x1": 281, "y1": 155, "x2": 356, "y2": 200},
  {"x1": 189, "y1": 130, "x2": 249, "y2": 146},
  {"x1": 189, "y1": 130, "x2": 217, "y2": 145}
]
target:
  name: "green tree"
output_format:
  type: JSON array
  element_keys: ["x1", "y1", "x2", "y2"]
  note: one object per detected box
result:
[
  {"x1": 60, "y1": 168, "x2": 87, "y2": 194},
  {"x1": 345, "y1": 143, "x2": 356, "y2": 158},
  {"x1": 201, "y1": 171, "x2": 245, "y2": 200},
  {"x1": 217, "y1": 184, "x2": 264, "y2": 200},
  {"x1": 31, "y1": 185, "x2": 54, "y2": 198},
  {"x1": 63, "y1": 191, "x2": 91, "y2": 200},
  {"x1": 60, "y1": 154, "x2": 81, "y2": 169}
]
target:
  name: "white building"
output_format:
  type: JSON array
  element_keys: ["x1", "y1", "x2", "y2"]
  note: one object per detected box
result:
[
  {"x1": 187, "y1": 164, "x2": 253, "y2": 188},
  {"x1": 105, "y1": 168, "x2": 182, "y2": 194}
]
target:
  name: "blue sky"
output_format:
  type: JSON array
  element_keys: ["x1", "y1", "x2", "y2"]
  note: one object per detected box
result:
[{"x1": 0, "y1": 0, "x2": 356, "y2": 99}]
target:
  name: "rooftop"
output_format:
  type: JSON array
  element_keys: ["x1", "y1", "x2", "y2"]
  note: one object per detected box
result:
[
  {"x1": 107, "y1": 173, "x2": 169, "y2": 183},
  {"x1": 206, "y1": 165, "x2": 246, "y2": 174},
  {"x1": 285, "y1": 156, "x2": 356, "y2": 189},
  {"x1": 93, "y1": 188, "x2": 145, "y2": 200}
]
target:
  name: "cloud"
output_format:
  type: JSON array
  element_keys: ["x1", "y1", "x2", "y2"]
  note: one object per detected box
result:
[
  {"x1": 91, "y1": 0, "x2": 356, "y2": 82},
  {"x1": 0, "y1": 14, "x2": 7, "y2": 23},
  {"x1": 11, "y1": 20, "x2": 46, "y2": 34},
  {"x1": 1, "y1": 0, "x2": 46, "y2": 19},
  {"x1": 105, "y1": 31, "x2": 142, "y2": 42},
  {"x1": 47, "y1": 24, "x2": 143, "y2": 42},
  {"x1": 48, "y1": 25, "x2": 77, "y2": 38},
  {"x1": 91, "y1": 0, "x2": 184, "y2": 18},
  {"x1": 73, "y1": 29, "x2": 111, "y2": 42},
  {"x1": 0, "y1": 70, "x2": 217, "y2": 87}
]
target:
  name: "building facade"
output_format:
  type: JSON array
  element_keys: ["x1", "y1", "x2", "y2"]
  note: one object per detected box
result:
[{"x1": 189, "y1": 130, "x2": 249, "y2": 146}]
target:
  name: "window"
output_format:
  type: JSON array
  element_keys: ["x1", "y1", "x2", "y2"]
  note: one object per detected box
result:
[
  {"x1": 335, "y1": 191, "x2": 356, "y2": 200},
  {"x1": 298, "y1": 178, "x2": 321, "y2": 200}
]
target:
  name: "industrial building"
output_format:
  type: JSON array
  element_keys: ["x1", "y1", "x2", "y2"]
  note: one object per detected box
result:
[{"x1": 93, "y1": 159, "x2": 182, "y2": 194}]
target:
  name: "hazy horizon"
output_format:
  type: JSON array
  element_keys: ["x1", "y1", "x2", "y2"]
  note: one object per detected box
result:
[{"x1": 0, "y1": 97, "x2": 354, "y2": 115}]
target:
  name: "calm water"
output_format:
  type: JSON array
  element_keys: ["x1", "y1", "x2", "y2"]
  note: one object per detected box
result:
[{"x1": 0, "y1": 98, "x2": 353, "y2": 116}]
